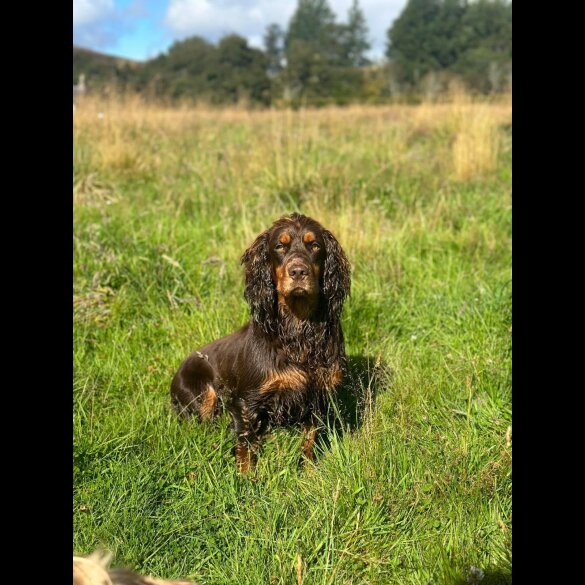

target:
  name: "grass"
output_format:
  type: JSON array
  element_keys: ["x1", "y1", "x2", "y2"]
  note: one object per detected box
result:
[{"x1": 73, "y1": 94, "x2": 512, "y2": 585}]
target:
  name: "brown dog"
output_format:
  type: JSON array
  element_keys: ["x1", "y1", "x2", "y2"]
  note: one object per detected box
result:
[{"x1": 170, "y1": 213, "x2": 351, "y2": 472}]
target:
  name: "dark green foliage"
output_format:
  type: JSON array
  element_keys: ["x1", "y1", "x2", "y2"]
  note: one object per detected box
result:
[
  {"x1": 138, "y1": 36, "x2": 218, "y2": 100},
  {"x1": 453, "y1": 0, "x2": 513, "y2": 93},
  {"x1": 285, "y1": 0, "x2": 338, "y2": 54},
  {"x1": 136, "y1": 35, "x2": 270, "y2": 104},
  {"x1": 387, "y1": 0, "x2": 464, "y2": 84},
  {"x1": 283, "y1": 0, "x2": 341, "y2": 102},
  {"x1": 281, "y1": 0, "x2": 369, "y2": 105},
  {"x1": 387, "y1": 0, "x2": 512, "y2": 93},
  {"x1": 342, "y1": 0, "x2": 371, "y2": 67},
  {"x1": 214, "y1": 35, "x2": 271, "y2": 104}
]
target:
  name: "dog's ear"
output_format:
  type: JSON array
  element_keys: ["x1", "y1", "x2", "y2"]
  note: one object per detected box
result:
[
  {"x1": 322, "y1": 229, "x2": 351, "y2": 320},
  {"x1": 241, "y1": 229, "x2": 277, "y2": 333}
]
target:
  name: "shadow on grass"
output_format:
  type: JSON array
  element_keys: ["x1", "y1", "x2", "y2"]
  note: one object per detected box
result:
[
  {"x1": 313, "y1": 353, "x2": 390, "y2": 457},
  {"x1": 170, "y1": 352, "x2": 390, "y2": 465},
  {"x1": 334, "y1": 353, "x2": 389, "y2": 431},
  {"x1": 449, "y1": 569, "x2": 512, "y2": 585}
]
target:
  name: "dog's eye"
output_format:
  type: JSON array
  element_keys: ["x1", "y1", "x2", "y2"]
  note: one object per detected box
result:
[
  {"x1": 275, "y1": 243, "x2": 286, "y2": 252},
  {"x1": 310, "y1": 243, "x2": 321, "y2": 252}
]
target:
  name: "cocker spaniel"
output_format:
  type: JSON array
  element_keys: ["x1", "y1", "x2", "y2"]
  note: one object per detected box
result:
[{"x1": 170, "y1": 213, "x2": 351, "y2": 472}]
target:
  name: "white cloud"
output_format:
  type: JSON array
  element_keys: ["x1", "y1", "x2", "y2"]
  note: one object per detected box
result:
[
  {"x1": 164, "y1": 0, "x2": 406, "y2": 59},
  {"x1": 73, "y1": 0, "x2": 114, "y2": 27},
  {"x1": 73, "y1": 0, "x2": 117, "y2": 48},
  {"x1": 165, "y1": 0, "x2": 296, "y2": 40}
]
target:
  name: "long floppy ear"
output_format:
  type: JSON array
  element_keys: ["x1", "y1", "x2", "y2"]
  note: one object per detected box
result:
[
  {"x1": 241, "y1": 230, "x2": 277, "y2": 333},
  {"x1": 322, "y1": 229, "x2": 351, "y2": 321}
]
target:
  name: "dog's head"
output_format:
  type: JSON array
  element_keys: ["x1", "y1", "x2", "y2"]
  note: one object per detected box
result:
[{"x1": 241, "y1": 213, "x2": 350, "y2": 331}]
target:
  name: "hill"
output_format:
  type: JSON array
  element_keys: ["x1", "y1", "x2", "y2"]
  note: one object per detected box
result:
[{"x1": 73, "y1": 46, "x2": 143, "y2": 89}]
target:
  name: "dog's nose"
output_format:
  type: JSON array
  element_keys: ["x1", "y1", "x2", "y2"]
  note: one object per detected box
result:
[{"x1": 288, "y1": 264, "x2": 309, "y2": 280}]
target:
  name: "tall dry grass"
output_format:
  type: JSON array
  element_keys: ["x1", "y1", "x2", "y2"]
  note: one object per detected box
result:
[
  {"x1": 411, "y1": 91, "x2": 511, "y2": 180},
  {"x1": 73, "y1": 93, "x2": 511, "y2": 251},
  {"x1": 74, "y1": 93, "x2": 511, "y2": 182}
]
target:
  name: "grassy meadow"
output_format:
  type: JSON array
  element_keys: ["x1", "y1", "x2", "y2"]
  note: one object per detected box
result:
[{"x1": 73, "y1": 95, "x2": 512, "y2": 584}]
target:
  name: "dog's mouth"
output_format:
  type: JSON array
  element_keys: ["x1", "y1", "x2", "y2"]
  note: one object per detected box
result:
[
  {"x1": 289, "y1": 286, "x2": 309, "y2": 297},
  {"x1": 282, "y1": 285, "x2": 318, "y2": 319}
]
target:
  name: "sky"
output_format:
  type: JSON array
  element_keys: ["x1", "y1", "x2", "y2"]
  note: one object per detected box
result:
[{"x1": 73, "y1": 0, "x2": 407, "y2": 62}]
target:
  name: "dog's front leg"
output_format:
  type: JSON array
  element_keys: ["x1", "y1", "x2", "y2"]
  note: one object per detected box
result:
[
  {"x1": 230, "y1": 400, "x2": 266, "y2": 474},
  {"x1": 301, "y1": 421, "x2": 319, "y2": 463}
]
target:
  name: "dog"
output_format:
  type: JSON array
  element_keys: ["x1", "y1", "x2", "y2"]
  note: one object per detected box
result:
[
  {"x1": 73, "y1": 551, "x2": 197, "y2": 585},
  {"x1": 170, "y1": 213, "x2": 351, "y2": 472}
]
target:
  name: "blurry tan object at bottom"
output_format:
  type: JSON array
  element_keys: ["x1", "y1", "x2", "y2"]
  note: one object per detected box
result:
[{"x1": 73, "y1": 551, "x2": 198, "y2": 585}]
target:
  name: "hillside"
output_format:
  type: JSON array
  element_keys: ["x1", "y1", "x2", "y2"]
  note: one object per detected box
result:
[{"x1": 73, "y1": 46, "x2": 143, "y2": 88}]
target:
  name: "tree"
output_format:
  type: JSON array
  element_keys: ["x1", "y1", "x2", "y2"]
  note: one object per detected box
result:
[
  {"x1": 386, "y1": 0, "x2": 512, "y2": 93},
  {"x1": 453, "y1": 0, "x2": 512, "y2": 92},
  {"x1": 134, "y1": 34, "x2": 270, "y2": 104},
  {"x1": 285, "y1": 0, "x2": 338, "y2": 57},
  {"x1": 214, "y1": 35, "x2": 270, "y2": 104},
  {"x1": 431, "y1": 0, "x2": 466, "y2": 69},
  {"x1": 342, "y1": 0, "x2": 371, "y2": 67},
  {"x1": 284, "y1": 0, "x2": 354, "y2": 103},
  {"x1": 387, "y1": 0, "x2": 448, "y2": 84},
  {"x1": 138, "y1": 36, "x2": 219, "y2": 99},
  {"x1": 264, "y1": 23, "x2": 285, "y2": 77}
]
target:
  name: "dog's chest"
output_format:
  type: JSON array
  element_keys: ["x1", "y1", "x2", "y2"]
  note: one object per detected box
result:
[{"x1": 258, "y1": 363, "x2": 343, "y2": 424}]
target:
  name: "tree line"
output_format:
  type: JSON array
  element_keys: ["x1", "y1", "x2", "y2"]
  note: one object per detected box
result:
[{"x1": 73, "y1": 0, "x2": 512, "y2": 106}]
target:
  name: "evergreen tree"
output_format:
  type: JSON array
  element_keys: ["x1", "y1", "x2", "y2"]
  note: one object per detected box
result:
[
  {"x1": 264, "y1": 23, "x2": 284, "y2": 77},
  {"x1": 343, "y1": 0, "x2": 371, "y2": 67},
  {"x1": 285, "y1": 0, "x2": 338, "y2": 56},
  {"x1": 283, "y1": 0, "x2": 348, "y2": 102}
]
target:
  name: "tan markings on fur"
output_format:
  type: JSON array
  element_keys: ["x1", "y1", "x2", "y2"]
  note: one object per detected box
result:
[
  {"x1": 275, "y1": 264, "x2": 286, "y2": 283},
  {"x1": 259, "y1": 367, "x2": 308, "y2": 393},
  {"x1": 275, "y1": 265, "x2": 288, "y2": 305},
  {"x1": 199, "y1": 384, "x2": 217, "y2": 421},
  {"x1": 315, "y1": 364, "x2": 343, "y2": 390},
  {"x1": 303, "y1": 231, "x2": 316, "y2": 243},
  {"x1": 328, "y1": 365, "x2": 343, "y2": 387},
  {"x1": 301, "y1": 425, "x2": 318, "y2": 461},
  {"x1": 279, "y1": 232, "x2": 291, "y2": 244},
  {"x1": 235, "y1": 443, "x2": 253, "y2": 474}
]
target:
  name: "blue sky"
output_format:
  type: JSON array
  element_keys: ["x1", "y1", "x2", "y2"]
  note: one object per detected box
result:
[{"x1": 73, "y1": 0, "x2": 407, "y2": 62}]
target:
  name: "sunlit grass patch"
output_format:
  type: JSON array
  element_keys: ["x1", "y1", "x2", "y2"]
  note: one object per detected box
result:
[{"x1": 74, "y1": 96, "x2": 511, "y2": 584}]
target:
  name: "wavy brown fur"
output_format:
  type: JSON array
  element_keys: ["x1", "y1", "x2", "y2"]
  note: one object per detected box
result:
[{"x1": 170, "y1": 213, "x2": 351, "y2": 472}]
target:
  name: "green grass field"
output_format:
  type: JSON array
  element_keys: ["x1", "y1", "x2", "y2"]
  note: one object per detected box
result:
[{"x1": 73, "y1": 97, "x2": 512, "y2": 585}]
